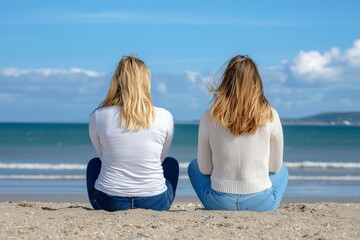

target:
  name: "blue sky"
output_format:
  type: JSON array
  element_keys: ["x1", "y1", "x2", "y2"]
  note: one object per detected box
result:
[{"x1": 1, "y1": 1, "x2": 360, "y2": 122}]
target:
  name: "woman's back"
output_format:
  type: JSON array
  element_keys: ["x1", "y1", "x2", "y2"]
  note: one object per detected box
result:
[
  {"x1": 198, "y1": 108, "x2": 283, "y2": 195},
  {"x1": 87, "y1": 55, "x2": 178, "y2": 212},
  {"x1": 89, "y1": 106, "x2": 174, "y2": 197},
  {"x1": 188, "y1": 55, "x2": 288, "y2": 211}
]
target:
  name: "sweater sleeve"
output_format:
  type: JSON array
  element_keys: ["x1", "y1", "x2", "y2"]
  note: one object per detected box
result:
[
  {"x1": 160, "y1": 111, "x2": 174, "y2": 162},
  {"x1": 197, "y1": 112, "x2": 213, "y2": 175},
  {"x1": 89, "y1": 111, "x2": 102, "y2": 160},
  {"x1": 269, "y1": 109, "x2": 284, "y2": 172}
]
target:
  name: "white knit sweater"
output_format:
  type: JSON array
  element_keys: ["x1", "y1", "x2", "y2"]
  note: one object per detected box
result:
[{"x1": 197, "y1": 108, "x2": 283, "y2": 194}]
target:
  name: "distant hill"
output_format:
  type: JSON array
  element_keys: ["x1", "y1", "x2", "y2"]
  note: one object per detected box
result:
[
  {"x1": 282, "y1": 112, "x2": 360, "y2": 126},
  {"x1": 174, "y1": 120, "x2": 200, "y2": 125},
  {"x1": 174, "y1": 112, "x2": 360, "y2": 126}
]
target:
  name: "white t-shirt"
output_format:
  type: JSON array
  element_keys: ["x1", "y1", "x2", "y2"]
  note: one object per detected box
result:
[
  {"x1": 89, "y1": 106, "x2": 174, "y2": 197},
  {"x1": 198, "y1": 108, "x2": 283, "y2": 194}
]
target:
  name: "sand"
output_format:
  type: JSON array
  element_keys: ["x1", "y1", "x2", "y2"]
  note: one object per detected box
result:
[{"x1": 1, "y1": 202, "x2": 359, "y2": 239}]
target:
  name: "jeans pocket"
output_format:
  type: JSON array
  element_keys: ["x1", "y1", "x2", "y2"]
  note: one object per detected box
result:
[
  {"x1": 242, "y1": 191, "x2": 275, "y2": 212},
  {"x1": 207, "y1": 190, "x2": 231, "y2": 210}
]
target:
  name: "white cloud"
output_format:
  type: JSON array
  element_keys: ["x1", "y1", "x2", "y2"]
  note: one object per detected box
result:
[
  {"x1": 68, "y1": 68, "x2": 101, "y2": 77},
  {"x1": 290, "y1": 48, "x2": 342, "y2": 82},
  {"x1": 343, "y1": 39, "x2": 360, "y2": 67},
  {"x1": 157, "y1": 82, "x2": 167, "y2": 94},
  {"x1": 0, "y1": 67, "x2": 106, "y2": 107},
  {"x1": 185, "y1": 71, "x2": 201, "y2": 85},
  {"x1": 0, "y1": 93, "x2": 26, "y2": 102},
  {"x1": 190, "y1": 98, "x2": 200, "y2": 108},
  {"x1": 184, "y1": 71, "x2": 214, "y2": 94},
  {"x1": 1, "y1": 67, "x2": 102, "y2": 78},
  {"x1": 340, "y1": 98, "x2": 356, "y2": 107},
  {"x1": 286, "y1": 39, "x2": 360, "y2": 83},
  {"x1": 261, "y1": 66, "x2": 287, "y2": 83},
  {"x1": 260, "y1": 39, "x2": 360, "y2": 117},
  {"x1": 47, "y1": 11, "x2": 294, "y2": 27}
]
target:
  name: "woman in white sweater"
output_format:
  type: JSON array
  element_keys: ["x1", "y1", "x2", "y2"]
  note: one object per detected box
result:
[
  {"x1": 87, "y1": 55, "x2": 179, "y2": 212},
  {"x1": 188, "y1": 55, "x2": 288, "y2": 211}
]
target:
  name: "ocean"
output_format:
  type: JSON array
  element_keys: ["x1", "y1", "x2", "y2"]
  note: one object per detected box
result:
[{"x1": 1, "y1": 123, "x2": 360, "y2": 199}]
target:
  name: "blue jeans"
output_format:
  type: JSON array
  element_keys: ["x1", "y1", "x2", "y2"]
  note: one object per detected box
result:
[
  {"x1": 86, "y1": 157, "x2": 179, "y2": 212},
  {"x1": 187, "y1": 159, "x2": 288, "y2": 212}
]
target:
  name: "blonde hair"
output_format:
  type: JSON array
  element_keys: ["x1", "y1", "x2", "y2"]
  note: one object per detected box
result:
[
  {"x1": 210, "y1": 55, "x2": 273, "y2": 136},
  {"x1": 100, "y1": 55, "x2": 155, "y2": 131}
]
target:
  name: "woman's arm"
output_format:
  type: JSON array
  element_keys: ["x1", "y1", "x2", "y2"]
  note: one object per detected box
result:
[
  {"x1": 269, "y1": 109, "x2": 284, "y2": 172},
  {"x1": 89, "y1": 112, "x2": 102, "y2": 159},
  {"x1": 197, "y1": 112, "x2": 213, "y2": 175},
  {"x1": 160, "y1": 111, "x2": 174, "y2": 162}
]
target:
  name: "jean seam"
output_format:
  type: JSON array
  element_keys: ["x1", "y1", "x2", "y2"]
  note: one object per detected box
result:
[
  {"x1": 244, "y1": 194, "x2": 274, "y2": 210},
  {"x1": 236, "y1": 195, "x2": 241, "y2": 210},
  {"x1": 165, "y1": 190, "x2": 172, "y2": 210},
  {"x1": 208, "y1": 190, "x2": 228, "y2": 210},
  {"x1": 91, "y1": 190, "x2": 99, "y2": 209}
]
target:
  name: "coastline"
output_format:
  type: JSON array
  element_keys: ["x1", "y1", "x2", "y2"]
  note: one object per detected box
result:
[{"x1": 1, "y1": 201, "x2": 359, "y2": 239}]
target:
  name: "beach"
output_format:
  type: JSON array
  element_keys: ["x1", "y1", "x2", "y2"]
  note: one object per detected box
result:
[
  {"x1": 1, "y1": 123, "x2": 360, "y2": 239},
  {"x1": 1, "y1": 200, "x2": 359, "y2": 239}
]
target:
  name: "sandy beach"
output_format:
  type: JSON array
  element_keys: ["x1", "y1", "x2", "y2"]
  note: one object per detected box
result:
[{"x1": 1, "y1": 201, "x2": 359, "y2": 239}]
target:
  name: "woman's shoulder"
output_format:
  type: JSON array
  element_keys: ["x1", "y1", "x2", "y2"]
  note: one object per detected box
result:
[
  {"x1": 270, "y1": 107, "x2": 280, "y2": 121},
  {"x1": 90, "y1": 106, "x2": 121, "y2": 121},
  {"x1": 154, "y1": 106, "x2": 173, "y2": 121},
  {"x1": 93, "y1": 106, "x2": 120, "y2": 114},
  {"x1": 268, "y1": 107, "x2": 282, "y2": 129},
  {"x1": 200, "y1": 110, "x2": 211, "y2": 119},
  {"x1": 200, "y1": 110, "x2": 213, "y2": 126}
]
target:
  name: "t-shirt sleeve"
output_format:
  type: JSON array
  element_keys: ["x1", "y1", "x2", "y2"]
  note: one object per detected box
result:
[
  {"x1": 269, "y1": 108, "x2": 284, "y2": 172},
  {"x1": 89, "y1": 111, "x2": 102, "y2": 159},
  {"x1": 197, "y1": 112, "x2": 213, "y2": 175},
  {"x1": 160, "y1": 111, "x2": 174, "y2": 162}
]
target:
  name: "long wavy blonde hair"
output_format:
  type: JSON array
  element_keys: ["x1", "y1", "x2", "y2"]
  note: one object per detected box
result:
[
  {"x1": 100, "y1": 55, "x2": 155, "y2": 131},
  {"x1": 210, "y1": 55, "x2": 273, "y2": 136}
]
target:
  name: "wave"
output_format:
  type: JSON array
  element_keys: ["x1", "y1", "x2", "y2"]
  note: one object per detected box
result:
[
  {"x1": 1, "y1": 174, "x2": 360, "y2": 181},
  {"x1": 179, "y1": 175, "x2": 360, "y2": 181},
  {"x1": 0, "y1": 175, "x2": 85, "y2": 180},
  {"x1": 180, "y1": 161, "x2": 360, "y2": 169},
  {"x1": 1, "y1": 161, "x2": 359, "y2": 171},
  {"x1": 179, "y1": 162, "x2": 190, "y2": 169},
  {"x1": 286, "y1": 161, "x2": 360, "y2": 169},
  {"x1": 0, "y1": 163, "x2": 86, "y2": 170},
  {"x1": 289, "y1": 175, "x2": 360, "y2": 180}
]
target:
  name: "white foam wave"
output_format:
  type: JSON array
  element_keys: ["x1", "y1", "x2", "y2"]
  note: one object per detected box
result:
[
  {"x1": 0, "y1": 163, "x2": 86, "y2": 170},
  {"x1": 179, "y1": 174, "x2": 360, "y2": 181},
  {"x1": 286, "y1": 161, "x2": 360, "y2": 169},
  {"x1": 1, "y1": 161, "x2": 359, "y2": 171},
  {"x1": 179, "y1": 162, "x2": 189, "y2": 169},
  {"x1": 0, "y1": 175, "x2": 85, "y2": 180},
  {"x1": 0, "y1": 174, "x2": 359, "y2": 181},
  {"x1": 180, "y1": 161, "x2": 360, "y2": 169},
  {"x1": 179, "y1": 175, "x2": 189, "y2": 180},
  {"x1": 289, "y1": 175, "x2": 360, "y2": 181}
]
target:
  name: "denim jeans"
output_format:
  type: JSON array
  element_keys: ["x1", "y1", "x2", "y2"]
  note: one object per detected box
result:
[
  {"x1": 187, "y1": 159, "x2": 288, "y2": 212},
  {"x1": 86, "y1": 157, "x2": 179, "y2": 212}
]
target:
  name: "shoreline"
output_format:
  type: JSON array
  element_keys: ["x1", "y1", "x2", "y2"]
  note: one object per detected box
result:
[{"x1": 1, "y1": 194, "x2": 360, "y2": 203}]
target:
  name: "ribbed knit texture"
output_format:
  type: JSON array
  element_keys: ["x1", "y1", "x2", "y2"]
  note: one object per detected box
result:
[{"x1": 197, "y1": 108, "x2": 283, "y2": 194}]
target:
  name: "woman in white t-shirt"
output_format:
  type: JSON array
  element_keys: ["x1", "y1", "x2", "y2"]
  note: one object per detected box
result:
[
  {"x1": 188, "y1": 55, "x2": 288, "y2": 211},
  {"x1": 87, "y1": 55, "x2": 179, "y2": 211}
]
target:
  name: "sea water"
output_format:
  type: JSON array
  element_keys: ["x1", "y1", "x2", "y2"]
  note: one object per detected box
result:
[{"x1": 0, "y1": 123, "x2": 360, "y2": 198}]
